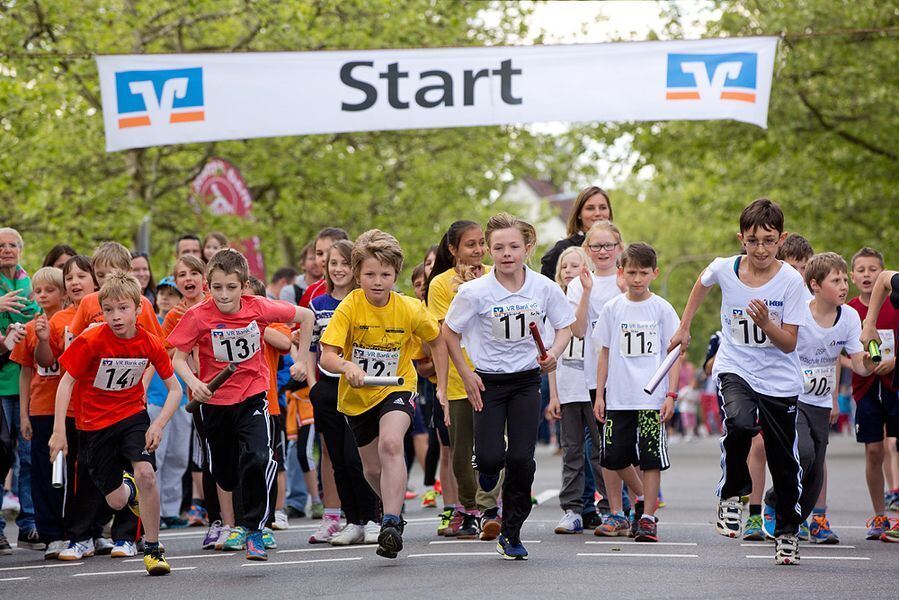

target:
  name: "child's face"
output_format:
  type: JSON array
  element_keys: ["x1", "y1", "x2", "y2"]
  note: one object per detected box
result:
[
  {"x1": 488, "y1": 228, "x2": 530, "y2": 277},
  {"x1": 851, "y1": 257, "x2": 883, "y2": 295},
  {"x1": 175, "y1": 262, "x2": 205, "y2": 301},
  {"x1": 315, "y1": 237, "x2": 336, "y2": 274},
  {"x1": 811, "y1": 268, "x2": 849, "y2": 307},
  {"x1": 65, "y1": 264, "x2": 96, "y2": 304},
  {"x1": 357, "y1": 257, "x2": 396, "y2": 305},
  {"x1": 327, "y1": 250, "x2": 352, "y2": 290},
  {"x1": 738, "y1": 226, "x2": 786, "y2": 270},
  {"x1": 101, "y1": 296, "x2": 140, "y2": 337},
  {"x1": 208, "y1": 270, "x2": 245, "y2": 314},
  {"x1": 451, "y1": 227, "x2": 486, "y2": 268},
  {"x1": 204, "y1": 239, "x2": 224, "y2": 262},
  {"x1": 93, "y1": 261, "x2": 117, "y2": 286},
  {"x1": 559, "y1": 253, "x2": 585, "y2": 286},
  {"x1": 423, "y1": 251, "x2": 436, "y2": 278},
  {"x1": 412, "y1": 275, "x2": 426, "y2": 301},
  {"x1": 619, "y1": 263, "x2": 659, "y2": 297},
  {"x1": 130, "y1": 256, "x2": 151, "y2": 290},
  {"x1": 585, "y1": 229, "x2": 621, "y2": 273},
  {"x1": 33, "y1": 282, "x2": 63, "y2": 311},
  {"x1": 156, "y1": 288, "x2": 180, "y2": 315},
  {"x1": 784, "y1": 256, "x2": 809, "y2": 277}
]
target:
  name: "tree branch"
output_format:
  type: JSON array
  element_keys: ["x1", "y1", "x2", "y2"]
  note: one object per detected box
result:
[{"x1": 795, "y1": 89, "x2": 897, "y2": 161}]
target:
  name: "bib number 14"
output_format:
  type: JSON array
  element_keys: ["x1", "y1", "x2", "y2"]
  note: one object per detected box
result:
[{"x1": 92, "y1": 358, "x2": 148, "y2": 391}]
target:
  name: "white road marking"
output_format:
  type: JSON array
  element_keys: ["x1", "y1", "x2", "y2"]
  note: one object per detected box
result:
[
  {"x1": 740, "y1": 543, "x2": 856, "y2": 549},
  {"x1": 241, "y1": 557, "x2": 362, "y2": 567},
  {"x1": 0, "y1": 577, "x2": 30, "y2": 581},
  {"x1": 745, "y1": 555, "x2": 870, "y2": 561},
  {"x1": 534, "y1": 489, "x2": 560, "y2": 505},
  {"x1": 73, "y1": 567, "x2": 197, "y2": 577},
  {"x1": 585, "y1": 541, "x2": 697, "y2": 546},
  {"x1": 408, "y1": 552, "x2": 498, "y2": 558},
  {"x1": 578, "y1": 552, "x2": 699, "y2": 558},
  {"x1": 276, "y1": 546, "x2": 375, "y2": 554},
  {"x1": 0, "y1": 562, "x2": 83, "y2": 572},
  {"x1": 122, "y1": 553, "x2": 231, "y2": 562},
  {"x1": 429, "y1": 540, "x2": 540, "y2": 545}
]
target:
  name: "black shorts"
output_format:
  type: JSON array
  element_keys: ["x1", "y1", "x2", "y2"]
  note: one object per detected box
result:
[
  {"x1": 855, "y1": 380, "x2": 899, "y2": 443},
  {"x1": 270, "y1": 414, "x2": 287, "y2": 472},
  {"x1": 81, "y1": 411, "x2": 156, "y2": 496},
  {"x1": 346, "y1": 391, "x2": 416, "y2": 448},
  {"x1": 199, "y1": 393, "x2": 272, "y2": 492},
  {"x1": 600, "y1": 409, "x2": 670, "y2": 472}
]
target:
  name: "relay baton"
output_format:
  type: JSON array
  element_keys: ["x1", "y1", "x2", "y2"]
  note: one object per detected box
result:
[
  {"x1": 363, "y1": 376, "x2": 404, "y2": 387},
  {"x1": 185, "y1": 363, "x2": 238, "y2": 414},
  {"x1": 52, "y1": 451, "x2": 64, "y2": 489},
  {"x1": 869, "y1": 340, "x2": 882, "y2": 364},
  {"x1": 643, "y1": 345, "x2": 682, "y2": 395},
  {"x1": 529, "y1": 322, "x2": 548, "y2": 360}
]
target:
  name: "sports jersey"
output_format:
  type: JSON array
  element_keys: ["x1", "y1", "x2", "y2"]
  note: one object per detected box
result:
[
  {"x1": 847, "y1": 296, "x2": 897, "y2": 399},
  {"x1": 161, "y1": 294, "x2": 209, "y2": 350},
  {"x1": 545, "y1": 326, "x2": 590, "y2": 404},
  {"x1": 320, "y1": 289, "x2": 439, "y2": 416},
  {"x1": 167, "y1": 295, "x2": 297, "y2": 406},
  {"x1": 59, "y1": 324, "x2": 173, "y2": 431},
  {"x1": 593, "y1": 293, "x2": 680, "y2": 410},
  {"x1": 264, "y1": 322, "x2": 292, "y2": 416},
  {"x1": 700, "y1": 256, "x2": 806, "y2": 397},
  {"x1": 48, "y1": 305, "x2": 77, "y2": 358},
  {"x1": 10, "y1": 318, "x2": 64, "y2": 416},
  {"x1": 566, "y1": 273, "x2": 622, "y2": 391},
  {"x1": 69, "y1": 292, "x2": 163, "y2": 338},
  {"x1": 311, "y1": 293, "x2": 342, "y2": 377},
  {"x1": 300, "y1": 279, "x2": 327, "y2": 308},
  {"x1": 444, "y1": 266, "x2": 575, "y2": 374},
  {"x1": 796, "y1": 301, "x2": 863, "y2": 409}
]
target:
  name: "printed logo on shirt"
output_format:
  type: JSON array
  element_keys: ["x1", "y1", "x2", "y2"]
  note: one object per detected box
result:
[
  {"x1": 114, "y1": 68, "x2": 205, "y2": 129},
  {"x1": 666, "y1": 53, "x2": 758, "y2": 103}
]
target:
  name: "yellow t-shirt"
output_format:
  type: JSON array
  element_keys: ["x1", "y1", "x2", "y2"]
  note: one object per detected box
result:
[
  {"x1": 426, "y1": 266, "x2": 489, "y2": 401},
  {"x1": 320, "y1": 289, "x2": 440, "y2": 416}
]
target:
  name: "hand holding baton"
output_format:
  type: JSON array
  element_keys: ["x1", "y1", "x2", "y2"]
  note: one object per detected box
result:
[
  {"x1": 186, "y1": 363, "x2": 238, "y2": 414},
  {"x1": 644, "y1": 344, "x2": 682, "y2": 395},
  {"x1": 529, "y1": 322, "x2": 548, "y2": 360},
  {"x1": 52, "y1": 451, "x2": 65, "y2": 489},
  {"x1": 869, "y1": 340, "x2": 882, "y2": 364},
  {"x1": 363, "y1": 376, "x2": 404, "y2": 386}
]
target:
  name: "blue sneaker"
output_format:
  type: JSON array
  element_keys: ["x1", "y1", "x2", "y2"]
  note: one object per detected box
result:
[
  {"x1": 762, "y1": 503, "x2": 776, "y2": 540},
  {"x1": 496, "y1": 534, "x2": 528, "y2": 560},
  {"x1": 809, "y1": 514, "x2": 839, "y2": 544},
  {"x1": 245, "y1": 531, "x2": 267, "y2": 561},
  {"x1": 866, "y1": 515, "x2": 891, "y2": 540},
  {"x1": 798, "y1": 520, "x2": 810, "y2": 541}
]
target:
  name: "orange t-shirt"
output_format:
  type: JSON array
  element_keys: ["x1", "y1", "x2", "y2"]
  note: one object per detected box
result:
[
  {"x1": 69, "y1": 292, "x2": 163, "y2": 339},
  {"x1": 264, "y1": 323, "x2": 291, "y2": 416},
  {"x1": 10, "y1": 318, "x2": 71, "y2": 417},
  {"x1": 162, "y1": 294, "x2": 209, "y2": 351},
  {"x1": 48, "y1": 306, "x2": 77, "y2": 359},
  {"x1": 59, "y1": 324, "x2": 174, "y2": 431}
]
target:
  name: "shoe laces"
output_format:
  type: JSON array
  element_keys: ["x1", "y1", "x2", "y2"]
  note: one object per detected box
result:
[
  {"x1": 811, "y1": 514, "x2": 830, "y2": 531},
  {"x1": 867, "y1": 515, "x2": 890, "y2": 528}
]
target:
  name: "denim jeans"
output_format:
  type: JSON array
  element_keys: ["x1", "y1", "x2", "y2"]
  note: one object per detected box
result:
[
  {"x1": 285, "y1": 439, "x2": 309, "y2": 513},
  {"x1": 1, "y1": 394, "x2": 35, "y2": 534}
]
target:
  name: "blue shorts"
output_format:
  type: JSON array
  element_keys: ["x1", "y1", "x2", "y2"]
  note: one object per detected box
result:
[{"x1": 855, "y1": 380, "x2": 899, "y2": 443}]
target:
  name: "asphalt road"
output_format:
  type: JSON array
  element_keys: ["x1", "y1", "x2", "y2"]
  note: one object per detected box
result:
[{"x1": 1, "y1": 433, "x2": 896, "y2": 599}]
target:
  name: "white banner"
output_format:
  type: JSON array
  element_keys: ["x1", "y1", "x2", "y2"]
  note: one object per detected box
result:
[{"x1": 97, "y1": 37, "x2": 777, "y2": 152}]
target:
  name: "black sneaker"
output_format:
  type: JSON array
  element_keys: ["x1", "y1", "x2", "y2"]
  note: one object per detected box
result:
[
  {"x1": 18, "y1": 528, "x2": 46, "y2": 551},
  {"x1": 457, "y1": 512, "x2": 479, "y2": 539},
  {"x1": 582, "y1": 511, "x2": 602, "y2": 529},
  {"x1": 376, "y1": 517, "x2": 405, "y2": 559},
  {"x1": 0, "y1": 534, "x2": 12, "y2": 555},
  {"x1": 634, "y1": 516, "x2": 658, "y2": 542}
]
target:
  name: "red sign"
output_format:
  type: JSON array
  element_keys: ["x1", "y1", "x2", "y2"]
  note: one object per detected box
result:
[{"x1": 190, "y1": 158, "x2": 265, "y2": 278}]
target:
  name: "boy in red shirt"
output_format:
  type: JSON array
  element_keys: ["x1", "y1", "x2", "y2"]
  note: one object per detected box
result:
[
  {"x1": 49, "y1": 273, "x2": 183, "y2": 575},
  {"x1": 167, "y1": 249, "x2": 313, "y2": 561}
]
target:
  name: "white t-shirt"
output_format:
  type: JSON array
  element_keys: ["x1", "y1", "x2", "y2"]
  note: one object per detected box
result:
[
  {"x1": 445, "y1": 266, "x2": 575, "y2": 374},
  {"x1": 796, "y1": 301, "x2": 863, "y2": 408},
  {"x1": 700, "y1": 256, "x2": 806, "y2": 397},
  {"x1": 545, "y1": 326, "x2": 590, "y2": 404},
  {"x1": 566, "y1": 273, "x2": 622, "y2": 391},
  {"x1": 593, "y1": 293, "x2": 680, "y2": 410}
]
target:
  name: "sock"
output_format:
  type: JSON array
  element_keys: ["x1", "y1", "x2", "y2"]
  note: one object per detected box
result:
[
  {"x1": 749, "y1": 504, "x2": 762, "y2": 516},
  {"x1": 382, "y1": 513, "x2": 401, "y2": 525},
  {"x1": 443, "y1": 504, "x2": 456, "y2": 512},
  {"x1": 191, "y1": 497, "x2": 205, "y2": 508},
  {"x1": 143, "y1": 540, "x2": 160, "y2": 554},
  {"x1": 324, "y1": 508, "x2": 341, "y2": 519}
]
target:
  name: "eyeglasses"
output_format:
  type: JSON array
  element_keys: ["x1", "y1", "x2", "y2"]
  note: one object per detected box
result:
[
  {"x1": 587, "y1": 242, "x2": 620, "y2": 252},
  {"x1": 743, "y1": 239, "x2": 779, "y2": 249}
]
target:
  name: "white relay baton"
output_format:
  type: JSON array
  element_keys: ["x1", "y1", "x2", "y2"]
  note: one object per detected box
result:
[
  {"x1": 363, "y1": 376, "x2": 404, "y2": 387},
  {"x1": 52, "y1": 451, "x2": 65, "y2": 489},
  {"x1": 643, "y1": 345, "x2": 682, "y2": 395}
]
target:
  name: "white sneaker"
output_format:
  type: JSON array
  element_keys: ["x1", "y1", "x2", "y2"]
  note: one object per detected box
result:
[
  {"x1": 272, "y1": 509, "x2": 290, "y2": 531},
  {"x1": 716, "y1": 497, "x2": 745, "y2": 538},
  {"x1": 775, "y1": 534, "x2": 800, "y2": 565},
  {"x1": 214, "y1": 526, "x2": 232, "y2": 551},
  {"x1": 308, "y1": 516, "x2": 342, "y2": 544},
  {"x1": 363, "y1": 521, "x2": 380, "y2": 544},
  {"x1": 110, "y1": 540, "x2": 137, "y2": 557},
  {"x1": 44, "y1": 540, "x2": 68, "y2": 560},
  {"x1": 94, "y1": 537, "x2": 115, "y2": 555},
  {"x1": 330, "y1": 523, "x2": 364, "y2": 546},
  {"x1": 1, "y1": 492, "x2": 20, "y2": 514},
  {"x1": 554, "y1": 510, "x2": 584, "y2": 534},
  {"x1": 58, "y1": 539, "x2": 95, "y2": 561}
]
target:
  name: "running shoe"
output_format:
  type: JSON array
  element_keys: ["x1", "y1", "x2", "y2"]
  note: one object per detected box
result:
[
  {"x1": 44, "y1": 540, "x2": 68, "y2": 560},
  {"x1": 582, "y1": 510, "x2": 602, "y2": 530},
  {"x1": 434, "y1": 479, "x2": 443, "y2": 495},
  {"x1": 480, "y1": 508, "x2": 502, "y2": 541},
  {"x1": 2, "y1": 492, "x2": 20, "y2": 515},
  {"x1": 203, "y1": 521, "x2": 224, "y2": 550},
  {"x1": 496, "y1": 533, "x2": 528, "y2": 560},
  {"x1": 457, "y1": 511, "x2": 479, "y2": 539},
  {"x1": 634, "y1": 516, "x2": 659, "y2": 542},
  {"x1": 122, "y1": 472, "x2": 140, "y2": 517},
  {"x1": 330, "y1": 523, "x2": 364, "y2": 546},
  {"x1": 110, "y1": 540, "x2": 137, "y2": 557},
  {"x1": 186, "y1": 503, "x2": 208, "y2": 527},
  {"x1": 628, "y1": 513, "x2": 639, "y2": 538},
  {"x1": 866, "y1": 515, "x2": 891, "y2": 540},
  {"x1": 798, "y1": 520, "x2": 810, "y2": 541},
  {"x1": 405, "y1": 489, "x2": 418, "y2": 500},
  {"x1": 376, "y1": 516, "x2": 405, "y2": 559},
  {"x1": 17, "y1": 528, "x2": 46, "y2": 550},
  {"x1": 762, "y1": 503, "x2": 776, "y2": 539},
  {"x1": 0, "y1": 534, "x2": 10, "y2": 556},
  {"x1": 262, "y1": 528, "x2": 277, "y2": 549},
  {"x1": 421, "y1": 489, "x2": 440, "y2": 508},
  {"x1": 213, "y1": 526, "x2": 232, "y2": 551},
  {"x1": 94, "y1": 537, "x2": 114, "y2": 555},
  {"x1": 309, "y1": 515, "x2": 342, "y2": 544},
  {"x1": 310, "y1": 500, "x2": 325, "y2": 520},
  {"x1": 160, "y1": 516, "x2": 189, "y2": 530},
  {"x1": 881, "y1": 520, "x2": 899, "y2": 543},
  {"x1": 363, "y1": 521, "x2": 380, "y2": 544},
  {"x1": 594, "y1": 514, "x2": 630, "y2": 537},
  {"x1": 774, "y1": 534, "x2": 800, "y2": 565},
  {"x1": 58, "y1": 539, "x2": 95, "y2": 560},
  {"x1": 716, "y1": 497, "x2": 744, "y2": 538},
  {"x1": 555, "y1": 510, "x2": 583, "y2": 534},
  {"x1": 886, "y1": 489, "x2": 899, "y2": 511},
  {"x1": 143, "y1": 546, "x2": 171, "y2": 575},
  {"x1": 442, "y1": 509, "x2": 465, "y2": 537},
  {"x1": 272, "y1": 509, "x2": 290, "y2": 531},
  {"x1": 743, "y1": 514, "x2": 766, "y2": 541},
  {"x1": 437, "y1": 507, "x2": 454, "y2": 536},
  {"x1": 222, "y1": 526, "x2": 248, "y2": 551},
  {"x1": 246, "y1": 531, "x2": 268, "y2": 560},
  {"x1": 809, "y1": 514, "x2": 839, "y2": 544}
]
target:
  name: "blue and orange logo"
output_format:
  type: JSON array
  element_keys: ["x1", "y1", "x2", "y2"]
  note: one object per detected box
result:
[
  {"x1": 114, "y1": 68, "x2": 205, "y2": 129},
  {"x1": 666, "y1": 53, "x2": 757, "y2": 103}
]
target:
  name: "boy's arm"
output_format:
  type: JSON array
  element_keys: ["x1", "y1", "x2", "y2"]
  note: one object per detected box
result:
[
  {"x1": 747, "y1": 299, "x2": 798, "y2": 353},
  {"x1": 173, "y1": 348, "x2": 211, "y2": 402},
  {"x1": 145, "y1": 376, "x2": 184, "y2": 452},
  {"x1": 593, "y1": 346, "x2": 610, "y2": 422},
  {"x1": 668, "y1": 275, "x2": 713, "y2": 352},
  {"x1": 661, "y1": 356, "x2": 683, "y2": 423},
  {"x1": 48, "y1": 372, "x2": 75, "y2": 458},
  {"x1": 539, "y1": 327, "x2": 571, "y2": 374},
  {"x1": 18, "y1": 366, "x2": 33, "y2": 441},
  {"x1": 426, "y1": 333, "x2": 449, "y2": 408},
  {"x1": 545, "y1": 370, "x2": 561, "y2": 420},
  {"x1": 34, "y1": 315, "x2": 56, "y2": 368},
  {"x1": 264, "y1": 326, "x2": 292, "y2": 351},
  {"x1": 569, "y1": 272, "x2": 592, "y2": 339},
  {"x1": 860, "y1": 270, "x2": 897, "y2": 346},
  {"x1": 289, "y1": 307, "x2": 314, "y2": 381},
  {"x1": 319, "y1": 343, "x2": 366, "y2": 388},
  {"x1": 848, "y1": 350, "x2": 874, "y2": 377}
]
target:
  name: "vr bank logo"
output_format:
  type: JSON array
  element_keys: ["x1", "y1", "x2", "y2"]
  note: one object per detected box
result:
[
  {"x1": 666, "y1": 53, "x2": 757, "y2": 103},
  {"x1": 114, "y1": 68, "x2": 205, "y2": 129}
]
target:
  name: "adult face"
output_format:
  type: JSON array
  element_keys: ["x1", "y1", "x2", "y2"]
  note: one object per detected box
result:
[
  {"x1": 0, "y1": 231, "x2": 22, "y2": 272},
  {"x1": 579, "y1": 193, "x2": 611, "y2": 233},
  {"x1": 177, "y1": 238, "x2": 202, "y2": 259}
]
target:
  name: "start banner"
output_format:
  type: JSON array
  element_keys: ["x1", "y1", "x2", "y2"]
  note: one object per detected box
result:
[{"x1": 97, "y1": 37, "x2": 778, "y2": 152}]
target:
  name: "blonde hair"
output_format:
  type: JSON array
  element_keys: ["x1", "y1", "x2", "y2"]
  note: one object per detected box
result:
[
  {"x1": 31, "y1": 266, "x2": 64, "y2": 291},
  {"x1": 98, "y1": 272, "x2": 142, "y2": 308},
  {"x1": 352, "y1": 230, "x2": 404, "y2": 277},
  {"x1": 554, "y1": 246, "x2": 590, "y2": 290},
  {"x1": 582, "y1": 220, "x2": 623, "y2": 248},
  {"x1": 484, "y1": 213, "x2": 537, "y2": 258},
  {"x1": 91, "y1": 241, "x2": 132, "y2": 272},
  {"x1": 805, "y1": 252, "x2": 848, "y2": 293}
]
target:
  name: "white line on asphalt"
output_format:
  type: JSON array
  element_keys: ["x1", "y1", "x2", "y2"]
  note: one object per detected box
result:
[
  {"x1": 240, "y1": 557, "x2": 363, "y2": 567},
  {"x1": 578, "y1": 553, "x2": 699, "y2": 558},
  {"x1": 72, "y1": 567, "x2": 197, "y2": 577},
  {"x1": 745, "y1": 555, "x2": 870, "y2": 561},
  {"x1": 122, "y1": 553, "x2": 232, "y2": 562},
  {"x1": 0, "y1": 577, "x2": 30, "y2": 582},
  {"x1": 429, "y1": 540, "x2": 540, "y2": 545},
  {"x1": 408, "y1": 553, "x2": 497, "y2": 558},
  {"x1": 534, "y1": 489, "x2": 560, "y2": 505},
  {"x1": 277, "y1": 546, "x2": 376, "y2": 554},
  {"x1": 585, "y1": 541, "x2": 698, "y2": 546},
  {"x1": 739, "y1": 543, "x2": 857, "y2": 549},
  {"x1": 0, "y1": 562, "x2": 84, "y2": 572}
]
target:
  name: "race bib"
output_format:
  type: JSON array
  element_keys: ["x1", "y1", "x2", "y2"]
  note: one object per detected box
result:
[
  {"x1": 730, "y1": 307, "x2": 782, "y2": 348},
  {"x1": 93, "y1": 358, "x2": 147, "y2": 391},
  {"x1": 351, "y1": 346, "x2": 399, "y2": 377},
  {"x1": 619, "y1": 321, "x2": 659, "y2": 357},
  {"x1": 63, "y1": 326, "x2": 74, "y2": 350},
  {"x1": 878, "y1": 329, "x2": 895, "y2": 358},
  {"x1": 490, "y1": 302, "x2": 542, "y2": 342},
  {"x1": 562, "y1": 336, "x2": 586, "y2": 361},
  {"x1": 36, "y1": 361, "x2": 61, "y2": 378},
  {"x1": 802, "y1": 365, "x2": 835, "y2": 397},
  {"x1": 211, "y1": 321, "x2": 261, "y2": 363}
]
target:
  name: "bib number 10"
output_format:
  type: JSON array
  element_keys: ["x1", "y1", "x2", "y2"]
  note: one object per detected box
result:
[{"x1": 730, "y1": 308, "x2": 778, "y2": 349}]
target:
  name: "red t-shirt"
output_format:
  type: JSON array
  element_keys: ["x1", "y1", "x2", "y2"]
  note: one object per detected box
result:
[
  {"x1": 848, "y1": 296, "x2": 898, "y2": 399},
  {"x1": 299, "y1": 279, "x2": 327, "y2": 308},
  {"x1": 59, "y1": 324, "x2": 174, "y2": 431},
  {"x1": 70, "y1": 292, "x2": 163, "y2": 339},
  {"x1": 10, "y1": 319, "x2": 66, "y2": 417},
  {"x1": 166, "y1": 295, "x2": 296, "y2": 406}
]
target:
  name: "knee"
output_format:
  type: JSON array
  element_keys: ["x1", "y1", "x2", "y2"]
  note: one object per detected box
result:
[
  {"x1": 866, "y1": 443, "x2": 885, "y2": 463},
  {"x1": 378, "y1": 435, "x2": 404, "y2": 459},
  {"x1": 725, "y1": 413, "x2": 758, "y2": 436},
  {"x1": 474, "y1": 450, "x2": 503, "y2": 476},
  {"x1": 133, "y1": 464, "x2": 156, "y2": 490},
  {"x1": 362, "y1": 463, "x2": 381, "y2": 483},
  {"x1": 241, "y1": 449, "x2": 271, "y2": 473}
]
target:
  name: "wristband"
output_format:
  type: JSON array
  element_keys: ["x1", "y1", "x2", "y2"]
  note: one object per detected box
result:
[{"x1": 665, "y1": 392, "x2": 678, "y2": 400}]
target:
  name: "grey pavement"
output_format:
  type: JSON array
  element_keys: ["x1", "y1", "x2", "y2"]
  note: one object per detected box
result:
[{"x1": 1, "y1": 433, "x2": 896, "y2": 599}]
